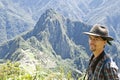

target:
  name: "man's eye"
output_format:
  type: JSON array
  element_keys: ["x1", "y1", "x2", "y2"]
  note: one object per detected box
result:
[{"x1": 95, "y1": 38, "x2": 99, "y2": 40}]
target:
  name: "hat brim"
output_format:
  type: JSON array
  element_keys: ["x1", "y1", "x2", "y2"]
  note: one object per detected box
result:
[{"x1": 83, "y1": 32, "x2": 114, "y2": 41}]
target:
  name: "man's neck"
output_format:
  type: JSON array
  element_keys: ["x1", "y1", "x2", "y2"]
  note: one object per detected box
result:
[{"x1": 93, "y1": 49, "x2": 104, "y2": 58}]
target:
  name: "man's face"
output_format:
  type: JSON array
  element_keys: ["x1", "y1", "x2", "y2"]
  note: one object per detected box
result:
[{"x1": 89, "y1": 35, "x2": 107, "y2": 52}]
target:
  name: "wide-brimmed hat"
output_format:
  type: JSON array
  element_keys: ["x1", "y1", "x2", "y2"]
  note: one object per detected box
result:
[{"x1": 83, "y1": 24, "x2": 114, "y2": 44}]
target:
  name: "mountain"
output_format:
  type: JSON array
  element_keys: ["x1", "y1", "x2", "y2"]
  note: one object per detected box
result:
[
  {"x1": 23, "y1": 9, "x2": 90, "y2": 70},
  {"x1": 0, "y1": 0, "x2": 34, "y2": 44},
  {"x1": 0, "y1": 9, "x2": 90, "y2": 73}
]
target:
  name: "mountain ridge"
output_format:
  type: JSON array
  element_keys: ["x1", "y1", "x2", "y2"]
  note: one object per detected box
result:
[{"x1": 0, "y1": 9, "x2": 90, "y2": 73}]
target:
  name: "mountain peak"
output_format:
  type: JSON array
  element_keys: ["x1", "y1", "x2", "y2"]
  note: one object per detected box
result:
[
  {"x1": 32, "y1": 9, "x2": 64, "y2": 35},
  {"x1": 45, "y1": 8, "x2": 56, "y2": 16},
  {"x1": 43, "y1": 8, "x2": 63, "y2": 20}
]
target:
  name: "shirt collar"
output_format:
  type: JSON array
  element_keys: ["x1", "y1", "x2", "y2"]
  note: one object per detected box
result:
[{"x1": 89, "y1": 51, "x2": 106, "y2": 73}]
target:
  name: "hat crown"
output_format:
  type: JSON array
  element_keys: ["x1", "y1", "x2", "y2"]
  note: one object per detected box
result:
[{"x1": 90, "y1": 24, "x2": 108, "y2": 37}]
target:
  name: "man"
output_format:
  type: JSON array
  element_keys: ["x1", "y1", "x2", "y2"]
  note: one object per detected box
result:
[{"x1": 83, "y1": 24, "x2": 119, "y2": 80}]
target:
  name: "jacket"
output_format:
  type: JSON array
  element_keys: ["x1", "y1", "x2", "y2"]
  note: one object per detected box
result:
[{"x1": 87, "y1": 51, "x2": 119, "y2": 80}]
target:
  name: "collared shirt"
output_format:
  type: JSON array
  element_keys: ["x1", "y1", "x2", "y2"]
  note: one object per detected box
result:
[{"x1": 87, "y1": 51, "x2": 119, "y2": 80}]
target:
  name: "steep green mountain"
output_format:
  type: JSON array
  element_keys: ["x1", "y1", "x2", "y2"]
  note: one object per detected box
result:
[
  {"x1": 23, "y1": 9, "x2": 89, "y2": 70},
  {"x1": 0, "y1": 9, "x2": 89, "y2": 74}
]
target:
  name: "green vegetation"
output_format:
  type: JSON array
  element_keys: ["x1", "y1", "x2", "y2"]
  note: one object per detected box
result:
[{"x1": 0, "y1": 61, "x2": 84, "y2": 80}]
